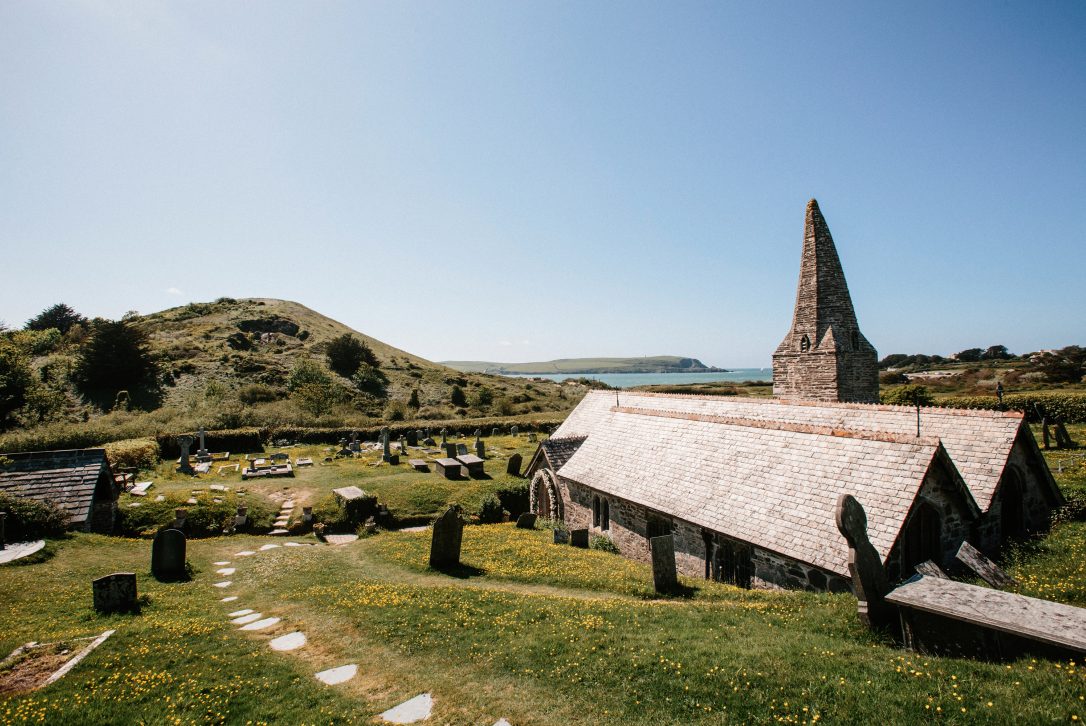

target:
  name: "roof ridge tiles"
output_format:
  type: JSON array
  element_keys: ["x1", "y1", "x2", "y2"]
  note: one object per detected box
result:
[
  {"x1": 602, "y1": 390, "x2": 1023, "y2": 420},
  {"x1": 611, "y1": 405, "x2": 943, "y2": 446}
]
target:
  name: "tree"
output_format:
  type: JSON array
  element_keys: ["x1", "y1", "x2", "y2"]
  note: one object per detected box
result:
[
  {"x1": 288, "y1": 359, "x2": 332, "y2": 391},
  {"x1": 954, "y1": 348, "x2": 983, "y2": 362},
  {"x1": 470, "y1": 386, "x2": 494, "y2": 409},
  {"x1": 450, "y1": 384, "x2": 467, "y2": 407},
  {"x1": 351, "y1": 364, "x2": 388, "y2": 397},
  {"x1": 880, "y1": 384, "x2": 934, "y2": 407},
  {"x1": 408, "y1": 388, "x2": 420, "y2": 409},
  {"x1": 326, "y1": 334, "x2": 379, "y2": 378},
  {"x1": 0, "y1": 339, "x2": 34, "y2": 427},
  {"x1": 73, "y1": 318, "x2": 159, "y2": 406},
  {"x1": 292, "y1": 382, "x2": 348, "y2": 417},
  {"x1": 25, "y1": 303, "x2": 86, "y2": 334},
  {"x1": 878, "y1": 354, "x2": 910, "y2": 369},
  {"x1": 982, "y1": 345, "x2": 1011, "y2": 360},
  {"x1": 1034, "y1": 346, "x2": 1085, "y2": 383}
]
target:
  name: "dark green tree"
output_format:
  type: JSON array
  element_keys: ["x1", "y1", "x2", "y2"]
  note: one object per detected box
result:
[
  {"x1": 25, "y1": 303, "x2": 86, "y2": 334},
  {"x1": 326, "y1": 334, "x2": 379, "y2": 377},
  {"x1": 1035, "y1": 346, "x2": 1085, "y2": 383},
  {"x1": 352, "y1": 364, "x2": 388, "y2": 397},
  {"x1": 408, "y1": 388, "x2": 420, "y2": 409},
  {"x1": 450, "y1": 384, "x2": 467, "y2": 407},
  {"x1": 73, "y1": 319, "x2": 160, "y2": 407},
  {"x1": 982, "y1": 345, "x2": 1011, "y2": 360},
  {"x1": 0, "y1": 339, "x2": 34, "y2": 427},
  {"x1": 955, "y1": 348, "x2": 983, "y2": 362}
]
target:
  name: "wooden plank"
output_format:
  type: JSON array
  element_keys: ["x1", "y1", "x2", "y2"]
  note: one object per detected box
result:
[
  {"x1": 914, "y1": 560, "x2": 949, "y2": 579},
  {"x1": 955, "y1": 541, "x2": 1017, "y2": 588},
  {"x1": 886, "y1": 576, "x2": 1086, "y2": 652}
]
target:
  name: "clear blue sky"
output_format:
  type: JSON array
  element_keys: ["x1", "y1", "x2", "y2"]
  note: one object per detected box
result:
[{"x1": 2, "y1": 1, "x2": 1083, "y2": 367}]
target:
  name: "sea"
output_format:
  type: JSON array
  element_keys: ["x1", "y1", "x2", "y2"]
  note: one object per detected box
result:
[{"x1": 501, "y1": 368, "x2": 772, "y2": 389}]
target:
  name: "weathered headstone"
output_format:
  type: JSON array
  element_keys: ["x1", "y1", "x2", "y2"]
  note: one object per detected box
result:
[
  {"x1": 423, "y1": 437, "x2": 436, "y2": 447},
  {"x1": 92, "y1": 572, "x2": 138, "y2": 614},
  {"x1": 474, "y1": 428, "x2": 482, "y2": 438},
  {"x1": 407, "y1": 429, "x2": 419, "y2": 447},
  {"x1": 1055, "y1": 422, "x2": 1075, "y2": 449},
  {"x1": 506, "y1": 453, "x2": 523, "y2": 477},
  {"x1": 151, "y1": 528, "x2": 186, "y2": 582},
  {"x1": 650, "y1": 534, "x2": 679, "y2": 594},
  {"x1": 196, "y1": 426, "x2": 209, "y2": 459},
  {"x1": 440, "y1": 428, "x2": 447, "y2": 446},
  {"x1": 835, "y1": 493, "x2": 892, "y2": 628},
  {"x1": 456, "y1": 443, "x2": 469, "y2": 456},
  {"x1": 172, "y1": 508, "x2": 188, "y2": 531},
  {"x1": 511, "y1": 425, "x2": 519, "y2": 436},
  {"x1": 475, "y1": 438, "x2": 485, "y2": 459},
  {"x1": 176, "y1": 435, "x2": 195, "y2": 475},
  {"x1": 444, "y1": 443, "x2": 458, "y2": 459},
  {"x1": 235, "y1": 506, "x2": 248, "y2": 529},
  {"x1": 528, "y1": 433, "x2": 538, "y2": 443},
  {"x1": 399, "y1": 436, "x2": 408, "y2": 454},
  {"x1": 570, "y1": 528, "x2": 589, "y2": 548},
  {"x1": 553, "y1": 528, "x2": 570, "y2": 545},
  {"x1": 491, "y1": 427, "x2": 500, "y2": 437},
  {"x1": 955, "y1": 541, "x2": 1018, "y2": 589},
  {"x1": 429, "y1": 506, "x2": 464, "y2": 569},
  {"x1": 515, "y1": 512, "x2": 537, "y2": 529}
]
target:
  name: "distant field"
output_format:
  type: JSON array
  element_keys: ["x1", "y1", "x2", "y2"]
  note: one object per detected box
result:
[{"x1": 441, "y1": 356, "x2": 721, "y2": 374}]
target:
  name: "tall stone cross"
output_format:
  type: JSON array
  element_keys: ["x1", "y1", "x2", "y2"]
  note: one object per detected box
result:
[
  {"x1": 176, "y1": 436, "x2": 195, "y2": 475},
  {"x1": 835, "y1": 493, "x2": 892, "y2": 628},
  {"x1": 197, "y1": 427, "x2": 207, "y2": 454}
]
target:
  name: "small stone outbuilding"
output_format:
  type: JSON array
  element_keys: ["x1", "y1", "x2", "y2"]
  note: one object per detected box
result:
[{"x1": 0, "y1": 449, "x2": 120, "y2": 533}]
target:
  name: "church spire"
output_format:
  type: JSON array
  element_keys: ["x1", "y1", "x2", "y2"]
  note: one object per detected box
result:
[{"x1": 772, "y1": 199, "x2": 878, "y2": 403}]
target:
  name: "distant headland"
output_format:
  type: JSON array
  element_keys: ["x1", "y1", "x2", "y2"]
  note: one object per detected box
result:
[{"x1": 439, "y1": 356, "x2": 727, "y2": 375}]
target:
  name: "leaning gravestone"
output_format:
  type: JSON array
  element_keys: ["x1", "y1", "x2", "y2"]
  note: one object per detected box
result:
[
  {"x1": 151, "y1": 528, "x2": 187, "y2": 582},
  {"x1": 650, "y1": 534, "x2": 679, "y2": 594},
  {"x1": 475, "y1": 438, "x2": 485, "y2": 459},
  {"x1": 955, "y1": 541, "x2": 1018, "y2": 589},
  {"x1": 506, "y1": 453, "x2": 523, "y2": 477},
  {"x1": 515, "y1": 512, "x2": 537, "y2": 529},
  {"x1": 429, "y1": 506, "x2": 464, "y2": 569},
  {"x1": 93, "y1": 573, "x2": 138, "y2": 614},
  {"x1": 835, "y1": 493, "x2": 892, "y2": 628},
  {"x1": 456, "y1": 443, "x2": 469, "y2": 456},
  {"x1": 570, "y1": 528, "x2": 589, "y2": 548}
]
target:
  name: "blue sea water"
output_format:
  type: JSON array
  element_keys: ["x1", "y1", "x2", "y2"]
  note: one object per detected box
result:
[{"x1": 501, "y1": 368, "x2": 772, "y2": 388}]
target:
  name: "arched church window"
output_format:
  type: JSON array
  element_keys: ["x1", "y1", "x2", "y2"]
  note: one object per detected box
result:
[
  {"x1": 800, "y1": 334, "x2": 811, "y2": 353},
  {"x1": 901, "y1": 502, "x2": 942, "y2": 576},
  {"x1": 592, "y1": 495, "x2": 601, "y2": 528}
]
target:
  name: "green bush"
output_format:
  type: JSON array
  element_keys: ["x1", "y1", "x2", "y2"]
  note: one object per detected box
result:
[
  {"x1": 880, "y1": 385, "x2": 934, "y2": 407},
  {"x1": 102, "y1": 438, "x2": 159, "y2": 471},
  {"x1": 0, "y1": 492, "x2": 69, "y2": 541},
  {"x1": 476, "y1": 494, "x2": 506, "y2": 524},
  {"x1": 238, "y1": 384, "x2": 282, "y2": 404},
  {"x1": 311, "y1": 491, "x2": 378, "y2": 533},
  {"x1": 115, "y1": 493, "x2": 276, "y2": 538},
  {"x1": 936, "y1": 393, "x2": 1086, "y2": 423},
  {"x1": 590, "y1": 534, "x2": 620, "y2": 553}
]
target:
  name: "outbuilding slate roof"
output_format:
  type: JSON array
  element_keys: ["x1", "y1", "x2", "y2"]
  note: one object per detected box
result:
[
  {"x1": 557, "y1": 405, "x2": 952, "y2": 577},
  {"x1": 555, "y1": 391, "x2": 1027, "y2": 513},
  {"x1": 539, "y1": 436, "x2": 587, "y2": 471},
  {"x1": 0, "y1": 449, "x2": 112, "y2": 527}
]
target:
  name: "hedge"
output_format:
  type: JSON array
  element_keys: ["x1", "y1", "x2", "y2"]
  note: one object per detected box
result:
[
  {"x1": 0, "y1": 493, "x2": 69, "y2": 542},
  {"x1": 102, "y1": 438, "x2": 160, "y2": 471},
  {"x1": 935, "y1": 393, "x2": 1086, "y2": 423}
]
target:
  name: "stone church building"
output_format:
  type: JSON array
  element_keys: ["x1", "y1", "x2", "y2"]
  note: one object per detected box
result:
[{"x1": 527, "y1": 200, "x2": 1062, "y2": 592}]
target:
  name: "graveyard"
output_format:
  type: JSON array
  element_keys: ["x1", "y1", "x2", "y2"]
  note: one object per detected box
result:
[{"x1": 0, "y1": 422, "x2": 1082, "y2": 723}]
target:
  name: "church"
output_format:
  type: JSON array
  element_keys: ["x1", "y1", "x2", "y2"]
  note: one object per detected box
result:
[{"x1": 526, "y1": 200, "x2": 1062, "y2": 592}]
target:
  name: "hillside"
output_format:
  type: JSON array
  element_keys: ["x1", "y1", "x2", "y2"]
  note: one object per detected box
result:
[{"x1": 441, "y1": 355, "x2": 724, "y2": 375}]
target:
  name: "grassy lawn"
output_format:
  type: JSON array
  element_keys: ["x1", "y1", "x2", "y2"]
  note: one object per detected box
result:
[{"x1": 2, "y1": 429, "x2": 1084, "y2": 724}]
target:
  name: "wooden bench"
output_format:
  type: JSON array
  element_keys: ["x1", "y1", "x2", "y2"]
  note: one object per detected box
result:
[
  {"x1": 434, "y1": 458, "x2": 461, "y2": 479},
  {"x1": 887, "y1": 575, "x2": 1086, "y2": 660}
]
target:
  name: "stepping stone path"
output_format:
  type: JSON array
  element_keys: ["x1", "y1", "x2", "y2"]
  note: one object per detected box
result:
[
  {"x1": 212, "y1": 561, "x2": 230, "y2": 566},
  {"x1": 228, "y1": 609, "x2": 254, "y2": 617},
  {"x1": 324, "y1": 534, "x2": 358, "y2": 546},
  {"x1": 494, "y1": 721, "x2": 512, "y2": 726},
  {"x1": 315, "y1": 664, "x2": 358, "y2": 685},
  {"x1": 269, "y1": 632, "x2": 306, "y2": 651},
  {"x1": 213, "y1": 581, "x2": 232, "y2": 588},
  {"x1": 221, "y1": 596, "x2": 238, "y2": 602},
  {"x1": 0, "y1": 540, "x2": 45, "y2": 565},
  {"x1": 271, "y1": 499, "x2": 295, "y2": 535},
  {"x1": 217, "y1": 567, "x2": 236, "y2": 576},
  {"x1": 240, "y1": 616, "x2": 280, "y2": 631},
  {"x1": 236, "y1": 550, "x2": 256, "y2": 556},
  {"x1": 380, "y1": 693, "x2": 433, "y2": 724},
  {"x1": 258, "y1": 543, "x2": 281, "y2": 551},
  {"x1": 231, "y1": 612, "x2": 264, "y2": 625}
]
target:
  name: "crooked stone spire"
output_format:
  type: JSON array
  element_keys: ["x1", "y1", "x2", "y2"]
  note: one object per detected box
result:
[{"x1": 773, "y1": 199, "x2": 878, "y2": 403}]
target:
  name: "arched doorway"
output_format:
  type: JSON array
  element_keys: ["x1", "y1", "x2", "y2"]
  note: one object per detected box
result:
[
  {"x1": 530, "y1": 469, "x2": 563, "y2": 521},
  {"x1": 1000, "y1": 470, "x2": 1025, "y2": 540},
  {"x1": 900, "y1": 501, "x2": 942, "y2": 576}
]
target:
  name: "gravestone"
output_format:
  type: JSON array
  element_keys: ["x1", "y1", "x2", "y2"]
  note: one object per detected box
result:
[
  {"x1": 955, "y1": 541, "x2": 1018, "y2": 589},
  {"x1": 92, "y1": 572, "x2": 138, "y2": 614},
  {"x1": 456, "y1": 443, "x2": 469, "y2": 456},
  {"x1": 196, "y1": 426, "x2": 209, "y2": 459},
  {"x1": 271, "y1": 452, "x2": 289, "y2": 461},
  {"x1": 491, "y1": 427, "x2": 500, "y2": 437},
  {"x1": 506, "y1": 453, "x2": 523, "y2": 477},
  {"x1": 407, "y1": 429, "x2": 419, "y2": 447},
  {"x1": 1055, "y1": 422, "x2": 1075, "y2": 449},
  {"x1": 570, "y1": 528, "x2": 589, "y2": 548},
  {"x1": 176, "y1": 435, "x2": 195, "y2": 475},
  {"x1": 914, "y1": 560, "x2": 949, "y2": 579},
  {"x1": 835, "y1": 493, "x2": 892, "y2": 628},
  {"x1": 172, "y1": 508, "x2": 188, "y2": 531},
  {"x1": 423, "y1": 437, "x2": 436, "y2": 447},
  {"x1": 429, "y1": 506, "x2": 464, "y2": 569},
  {"x1": 151, "y1": 528, "x2": 187, "y2": 582},
  {"x1": 528, "y1": 433, "x2": 538, "y2": 443},
  {"x1": 511, "y1": 425, "x2": 519, "y2": 436},
  {"x1": 440, "y1": 428, "x2": 447, "y2": 446},
  {"x1": 302, "y1": 506, "x2": 314, "y2": 524},
  {"x1": 515, "y1": 512, "x2": 537, "y2": 529},
  {"x1": 235, "y1": 506, "x2": 248, "y2": 529},
  {"x1": 475, "y1": 438, "x2": 485, "y2": 459},
  {"x1": 381, "y1": 427, "x2": 392, "y2": 462},
  {"x1": 553, "y1": 528, "x2": 570, "y2": 545},
  {"x1": 445, "y1": 443, "x2": 458, "y2": 459},
  {"x1": 650, "y1": 534, "x2": 679, "y2": 594},
  {"x1": 474, "y1": 428, "x2": 482, "y2": 438}
]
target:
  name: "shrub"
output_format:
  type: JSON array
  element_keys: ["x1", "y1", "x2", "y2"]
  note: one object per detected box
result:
[
  {"x1": 937, "y1": 393, "x2": 1086, "y2": 423},
  {"x1": 288, "y1": 359, "x2": 332, "y2": 391},
  {"x1": 408, "y1": 389, "x2": 420, "y2": 409},
  {"x1": 326, "y1": 334, "x2": 378, "y2": 377},
  {"x1": 115, "y1": 493, "x2": 276, "y2": 538},
  {"x1": 450, "y1": 385, "x2": 467, "y2": 407},
  {"x1": 880, "y1": 385, "x2": 934, "y2": 407},
  {"x1": 238, "y1": 384, "x2": 282, "y2": 404},
  {"x1": 477, "y1": 494, "x2": 506, "y2": 524},
  {"x1": 383, "y1": 400, "x2": 408, "y2": 421},
  {"x1": 590, "y1": 534, "x2": 620, "y2": 553},
  {"x1": 0, "y1": 492, "x2": 69, "y2": 541},
  {"x1": 352, "y1": 364, "x2": 388, "y2": 398},
  {"x1": 0, "y1": 339, "x2": 34, "y2": 428},
  {"x1": 471, "y1": 387, "x2": 493, "y2": 409},
  {"x1": 102, "y1": 438, "x2": 159, "y2": 471},
  {"x1": 311, "y1": 491, "x2": 378, "y2": 533}
]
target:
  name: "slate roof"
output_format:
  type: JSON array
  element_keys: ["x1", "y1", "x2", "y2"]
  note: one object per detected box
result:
[
  {"x1": 0, "y1": 449, "x2": 113, "y2": 526},
  {"x1": 555, "y1": 391, "x2": 1028, "y2": 513},
  {"x1": 557, "y1": 406, "x2": 954, "y2": 577},
  {"x1": 539, "y1": 436, "x2": 587, "y2": 471}
]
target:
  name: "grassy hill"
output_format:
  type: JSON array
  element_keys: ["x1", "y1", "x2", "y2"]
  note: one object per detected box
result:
[
  {"x1": 441, "y1": 355, "x2": 723, "y2": 375},
  {"x1": 1, "y1": 298, "x2": 583, "y2": 450}
]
